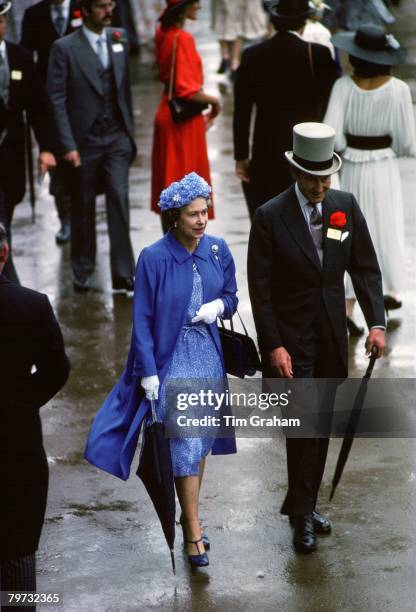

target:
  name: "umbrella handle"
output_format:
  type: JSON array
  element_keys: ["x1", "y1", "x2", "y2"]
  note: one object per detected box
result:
[{"x1": 365, "y1": 346, "x2": 379, "y2": 379}]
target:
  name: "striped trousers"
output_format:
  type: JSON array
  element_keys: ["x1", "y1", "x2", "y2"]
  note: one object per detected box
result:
[{"x1": 0, "y1": 554, "x2": 36, "y2": 611}]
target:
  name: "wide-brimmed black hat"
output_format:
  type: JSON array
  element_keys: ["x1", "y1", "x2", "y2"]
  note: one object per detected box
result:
[
  {"x1": 158, "y1": 0, "x2": 192, "y2": 21},
  {"x1": 0, "y1": 1, "x2": 12, "y2": 16},
  {"x1": 269, "y1": 0, "x2": 316, "y2": 20},
  {"x1": 333, "y1": 25, "x2": 407, "y2": 66}
]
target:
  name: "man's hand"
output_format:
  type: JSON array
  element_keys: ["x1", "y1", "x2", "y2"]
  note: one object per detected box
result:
[
  {"x1": 38, "y1": 151, "x2": 56, "y2": 178},
  {"x1": 64, "y1": 150, "x2": 81, "y2": 168},
  {"x1": 209, "y1": 98, "x2": 221, "y2": 119},
  {"x1": 270, "y1": 346, "x2": 293, "y2": 378},
  {"x1": 365, "y1": 328, "x2": 385, "y2": 358},
  {"x1": 235, "y1": 159, "x2": 250, "y2": 183}
]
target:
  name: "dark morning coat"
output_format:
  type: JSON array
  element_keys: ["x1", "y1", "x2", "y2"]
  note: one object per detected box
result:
[
  {"x1": 247, "y1": 186, "x2": 386, "y2": 374},
  {"x1": 0, "y1": 42, "x2": 51, "y2": 208},
  {"x1": 0, "y1": 276, "x2": 70, "y2": 560},
  {"x1": 21, "y1": 0, "x2": 80, "y2": 83},
  {"x1": 234, "y1": 32, "x2": 338, "y2": 212}
]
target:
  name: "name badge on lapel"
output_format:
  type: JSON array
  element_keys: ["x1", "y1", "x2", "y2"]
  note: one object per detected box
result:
[
  {"x1": 112, "y1": 44, "x2": 124, "y2": 53},
  {"x1": 327, "y1": 228, "x2": 342, "y2": 241},
  {"x1": 71, "y1": 18, "x2": 83, "y2": 28},
  {"x1": 11, "y1": 70, "x2": 23, "y2": 81}
]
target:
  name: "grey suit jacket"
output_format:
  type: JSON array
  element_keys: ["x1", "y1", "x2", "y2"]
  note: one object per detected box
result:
[{"x1": 47, "y1": 27, "x2": 136, "y2": 155}]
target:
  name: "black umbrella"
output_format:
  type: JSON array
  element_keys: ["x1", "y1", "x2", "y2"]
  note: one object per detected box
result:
[
  {"x1": 136, "y1": 399, "x2": 176, "y2": 574},
  {"x1": 329, "y1": 346, "x2": 378, "y2": 501}
]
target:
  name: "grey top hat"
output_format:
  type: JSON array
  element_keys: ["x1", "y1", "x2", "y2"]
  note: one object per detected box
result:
[
  {"x1": 332, "y1": 25, "x2": 406, "y2": 66},
  {"x1": 269, "y1": 0, "x2": 316, "y2": 20},
  {"x1": 285, "y1": 123, "x2": 342, "y2": 176},
  {"x1": 0, "y1": 2, "x2": 11, "y2": 16}
]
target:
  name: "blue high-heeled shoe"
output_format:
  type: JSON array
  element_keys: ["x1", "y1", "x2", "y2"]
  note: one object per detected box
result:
[{"x1": 185, "y1": 537, "x2": 209, "y2": 567}]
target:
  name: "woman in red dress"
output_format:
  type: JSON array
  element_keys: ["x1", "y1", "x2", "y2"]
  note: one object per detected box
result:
[{"x1": 151, "y1": 0, "x2": 221, "y2": 230}]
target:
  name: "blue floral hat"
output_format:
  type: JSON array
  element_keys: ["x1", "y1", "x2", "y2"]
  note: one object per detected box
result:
[{"x1": 158, "y1": 172, "x2": 212, "y2": 212}]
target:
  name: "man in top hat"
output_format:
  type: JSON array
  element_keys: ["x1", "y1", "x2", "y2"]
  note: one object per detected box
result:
[
  {"x1": 247, "y1": 122, "x2": 386, "y2": 554},
  {"x1": 21, "y1": 0, "x2": 81, "y2": 246},
  {"x1": 48, "y1": 0, "x2": 136, "y2": 293},
  {"x1": 233, "y1": 0, "x2": 338, "y2": 220},
  {"x1": 0, "y1": 0, "x2": 56, "y2": 283}
]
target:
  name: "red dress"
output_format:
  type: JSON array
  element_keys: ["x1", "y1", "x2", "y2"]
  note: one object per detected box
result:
[{"x1": 151, "y1": 26, "x2": 214, "y2": 218}]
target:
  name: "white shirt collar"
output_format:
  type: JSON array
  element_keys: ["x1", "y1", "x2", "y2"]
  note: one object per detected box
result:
[
  {"x1": 82, "y1": 25, "x2": 107, "y2": 47},
  {"x1": 0, "y1": 40, "x2": 6, "y2": 55},
  {"x1": 50, "y1": 0, "x2": 71, "y2": 19}
]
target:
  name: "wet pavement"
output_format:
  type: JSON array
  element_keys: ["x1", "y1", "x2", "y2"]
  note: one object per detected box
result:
[{"x1": 9, "y1": 2, "x2": 416, "y2": 611}]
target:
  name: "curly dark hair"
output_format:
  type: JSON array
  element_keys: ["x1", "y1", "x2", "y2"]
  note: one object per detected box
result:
[
  {"x1": 349, "y1": 55, "x2": 391, "y2": 78},
  {"x1": 161, "y1": 198, "x2": 212, "y2": 232}
]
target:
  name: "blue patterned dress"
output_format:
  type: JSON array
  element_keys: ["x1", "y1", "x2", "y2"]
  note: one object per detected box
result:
[{"x1": 157, "y1": 262, "x2": 224, "y2": 477}]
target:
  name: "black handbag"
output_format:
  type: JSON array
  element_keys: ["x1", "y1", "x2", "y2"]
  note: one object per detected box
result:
[
  {"x1": 168, "y1": 34, "x2": 207, "y2": 123},
  {"x1": 218, "y1": 311, "x2": 261, "y2": 379}
]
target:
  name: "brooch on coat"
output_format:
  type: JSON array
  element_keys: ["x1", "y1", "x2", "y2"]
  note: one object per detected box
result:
[{"x1": 211, "y1": 244, "x2": 219, "y2": 260}]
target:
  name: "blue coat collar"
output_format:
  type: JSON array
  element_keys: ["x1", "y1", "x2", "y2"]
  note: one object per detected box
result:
[{"x1": 164, "y1": 230, "x2": 209, "y2": 263}]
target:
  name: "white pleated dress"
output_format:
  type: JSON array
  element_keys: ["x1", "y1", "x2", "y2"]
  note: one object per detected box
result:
[{"x1": 324, "y1": 75, "x2": 416, "y2": 297}]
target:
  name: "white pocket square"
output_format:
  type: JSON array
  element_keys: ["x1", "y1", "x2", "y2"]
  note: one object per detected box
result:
[{"x1": 341, "y1": 231, "x2": 349, "y2": 242}]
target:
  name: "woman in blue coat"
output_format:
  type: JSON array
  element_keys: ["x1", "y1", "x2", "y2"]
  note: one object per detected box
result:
[{"x1": 86, "y1": 172, "x2": 238, "y2": 567}]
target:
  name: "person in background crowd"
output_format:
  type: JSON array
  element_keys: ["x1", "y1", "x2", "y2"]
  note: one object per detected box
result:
[
  {"x1": 248, "y1": 122, "x2": 385, "y2": 555},
  {"x1": 21, "y1": 0, "x2": 81, "y2": 246},
  {"x1": 0, "y1": 0, "x2": 56, "y2": 284},
  {"x1": 151, "y1": 0, "x2": 221, "y2": 233},
  {"x1": 302, "y1": 0, "x2": 335, "y2": 59},
  {"x1": 4, "y1": 0, "x2": 36, "y2": 42},
  {"x1": 211, "y1": 0, "x2": 267, "y2": 80},
  {"x1": 324, "y1": 25, "x2": 416, "y2": 334},
  {"x1": 48, "y1": 0, "x2": 136, "y2": 294},
  {"x1": 113, "y1": 0, "x2": 140, "y2": 54},
  {"x1": 233, "y1": 0, "x2": 337, "y2": 220},
  {"x1": 0, "y1": 222, "x2": 70, "y2": 605}
]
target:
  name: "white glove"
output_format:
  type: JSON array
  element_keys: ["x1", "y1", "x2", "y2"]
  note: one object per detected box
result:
[
  {"x1": 191, "y1": 299, "x2": 224, "y2": 324},
  {"x1": 141, "y1": 375, "x2": 159, "y2": 400}
]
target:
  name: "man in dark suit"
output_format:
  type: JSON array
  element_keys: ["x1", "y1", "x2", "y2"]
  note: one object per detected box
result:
[
  {"x1": 233, "y1": 0, "x2": 338, "y2": 220},
  {"x1": 0, "y1": 1, "x2": 56, "y2": 283},
  {"x1": 247, "y1": 122, "x2": 386, "y2": 554},
  {"x1": 0, "y1": 222, "x2": 70, "y2": 595},
  {"x1": 21, "y1": 0, "x2": 81, "y2": 245},
  {"x1": 48, "y1": 0, "x2": 136, "y2": 293}
]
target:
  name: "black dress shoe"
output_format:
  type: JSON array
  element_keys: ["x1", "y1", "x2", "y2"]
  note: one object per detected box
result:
[
  {"x1": 73, "y1": 276, "x2": 92, "y2": 292},
  {"x1": 346, "y1": 316, "x2": 364, "y2": 337},
  {"x1": 112, "y1": 277, "x2": 134, "y2": 296},
  {"x1": 293, "y1": 514, "x2": 316, "y2": 554},
  {"x1": 217, "y1": 58, "x2": 230, "y2": 74},
  {"x1": 384, "y1": 295, "x2": 402, "y2": 312},
  {"x1": 55, "y1": 222, "x2": 71, "y2": 245},
  {"x1": 312, "y1": 511, "x2": 331, "y2": 534}
]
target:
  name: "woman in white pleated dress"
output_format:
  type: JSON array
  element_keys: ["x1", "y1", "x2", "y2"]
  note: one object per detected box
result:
[{"x1": 325, "y1": 25, "x2": 416, "y2": 334}]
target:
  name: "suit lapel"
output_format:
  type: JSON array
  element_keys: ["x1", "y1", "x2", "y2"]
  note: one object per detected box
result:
[
  {"x1": 107, "y1": 30, "x2": 125, "y2": 91},
  {"x1": 322, "y1": 190, "x2": 343, "y2": 279},
  {"x1": 71, "y1": 29, "x2": 103, "y2": 96},
  {"x1": 5, "y1": 43, "x2": 22, "y2": 104},
  {"x1": 281, "y1": 186, "x2": 322, "y2": 274}
]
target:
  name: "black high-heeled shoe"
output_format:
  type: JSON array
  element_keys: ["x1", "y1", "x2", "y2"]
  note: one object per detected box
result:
[
  {"x1": 346, "y1": 316, "x2": 364, "y2": 337},
  {"x1": 185, "y1": 538, "x2": 209, "y2": 567},
  {"x1": 384, "y1": 295, "x2": 402, "y2": 312},
  {"x1": 180, "y1": 519, "x2": 210, "y2": 551}
]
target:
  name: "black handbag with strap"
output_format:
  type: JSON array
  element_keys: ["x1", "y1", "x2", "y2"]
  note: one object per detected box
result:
[
  {"x1": 168, "y1": 34, "x2": 208, "y2": 123},
  {"x1": 218, "y1": 311, "x2": 261, "y2": 379}
]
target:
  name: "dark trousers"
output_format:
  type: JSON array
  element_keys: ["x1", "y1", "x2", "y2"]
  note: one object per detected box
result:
[
  {"x1": 0, "y1": 554, "x2": 36, "y2": 611},
  {"x1": 70, "y1": 129, "x2": 135, "y2": 282},
  {"x1": 264, "y1": 308, "x2": 345, "y2": 517},
  {"x1": 0, "y1": 187, "x2": 19, "y2": 284}
]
